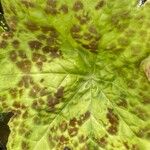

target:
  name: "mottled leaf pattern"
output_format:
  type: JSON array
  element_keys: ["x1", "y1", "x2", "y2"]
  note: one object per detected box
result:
[{"x1": 0, "y1": 0, "x2": 150, "y2": 150}]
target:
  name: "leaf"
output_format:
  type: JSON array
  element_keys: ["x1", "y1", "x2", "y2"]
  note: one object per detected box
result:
[{"x1": 0, "y1": 0, "x2": 150, "y2": 149}]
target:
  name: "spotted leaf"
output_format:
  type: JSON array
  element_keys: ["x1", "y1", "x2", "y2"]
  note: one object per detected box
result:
[{"x1": 0, "y1": 0, "x2": 150, "y2": 150}]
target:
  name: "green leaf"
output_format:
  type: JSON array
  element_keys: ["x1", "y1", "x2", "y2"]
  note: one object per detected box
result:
[{"x1": 0, "y1": 0, "x2": 150, "y2": 149}]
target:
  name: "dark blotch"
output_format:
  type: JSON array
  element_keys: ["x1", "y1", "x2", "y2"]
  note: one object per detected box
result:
[
  {"x1": 28, "y1": 40, "x2": 42, "y2": 50},
  {"x1": 25, "y1": 21, "x2": 39, "y2": 31},
  {"x1": 75, "y1": 12, "x2": 90, "y2": 24},
  {"x1": 37, "y1": 34, "x2": 47, "y2": 41},
  {"x1": 29, "y1": 84, "x2": 41, "y2": 98},
  {"x1": 9, "y1": 50, "x2": 17, "y2": 62},
  {"x1": 96, "y1": 135, "x2": 108, "y2": 148},
  {"x1": 70, "y1": 24, "x2": 81, "y2": 33},
  {"x1": 59, "y1": 135, "x2": 69, "y2": 144},
  {"x1": 69, "y1": 117, "x2": 78, "y2": 127},
  {"x1": 21, "y1": 0, "x2": 35, "y2": 8},
  {"x1": 95, "y1": 1, "x2": 105, "y2": 10},
  {"x1": 123, "y1": 142, "x2": 129, "y2": 149},
  {"x1": 0, "y1": 40, "x2": 7, "y2": 48},
  {"x1": 54, "y1": 87, "x2": 64, "y2": 99},
  {"x1": 21, "y1": 141, "x2": 30, "y2": 150},
  {"x1": 70, "y1": 24, "x2": 81, "y2": 39},
  {"x1": 117, "y1": 99, "x2": 128, "y2": 108},
  {"x1": 40, "y1": 88, "x2": 49, "y2": 97},
  {"x1": 45, "y1": 6, "x2": 58, "y2": 15},
  {"x1": 78, "y1": 111, "x2": 90, "y2": 125},
  {"x1": 18, "y1": 50, "x2": 27, "y2": 59},
  {"x1": 12, "y1": 40, "x2": 20, "y2": 49},
  {"x1": 73, "y1": 1, "x2": 84, "y2": 11},
  {"x1": 41, "y1": 26, "x2": 56, "y2": 34},
  {"x1": 9, "y1": 88, "x2": 17, "y2": 98},
  {"x1": 18, "y1": 75, "x2": 33, "y2": 88},
  {"x1": 60, "y1": 4, "x2": 68, "y2": 14},
  {"x1": 33, "y1": 116, "x2": 41, "y2": 125},
  {"x1": 47, "y1": 0, "x2": 57, "y2": 7},
  {"x1": 32, "y1": 52, "x2": 47, "y2": 62},
  {"x1": 16, "y1": 60, "x2": 32, "y2": 73},
  {"x1": 68, "y1": 127, "x2": 78, "y2": 137},
  {"x1": 106, "y1": 108, "x2": 119, "y2": 135},
  {"x1": 59, "y1": 121, "x2": 67, "y2": 132},
  {"x1": 47, "y1": 96, "x2": 60, "y2": 108},
  {"x1": 42, "y1": 46, "x2": 51, "y2": 54}
]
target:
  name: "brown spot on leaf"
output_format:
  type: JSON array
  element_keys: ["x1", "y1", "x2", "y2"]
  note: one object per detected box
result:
[
  {"x1": 82, "y1": 41, "x2": 98, "y2": 52},
  {"x1": 78, "y1": 111, "x2": 90, "y2": 125},
  {"x1": 22, "y1": 111, "x2": 28, "y2": 119},
  {"x1": 69, "y1": 117, "x2": 78, "y2": 127},
  {"x1": 88, "y1": 26, "x2": 97, "y2": 34},
  {"x1": 54, "y1": 87, "x2": 64, "y2": 99},
  {"x1": 47, "y1": 95, "x2": 60, "y2": 108},
  {"x1": 123, "y1": 142, "x2": 129, "y2": 149},
  {"x1": 75, "y1": 12, "x2": 90, "y2": 24},
  {"x1": 59, "y1": 121, "x2": 67, "y2": 132},
  {"x1": 70, "y1": 24, "x2": 81, "y2": 39},
  {"x1": 46, "y1": 37, "x2": 57, "y2": 45},
  {"x1": 42, "y1": 45, "x2": 51, "y2": 54},
  {"x1": 16, "y1": 60, "x2": 32, "y2": 73},
  {"x1": 32, "y1": 52, "x2": 47, "y2": 62},
  {"x1": 40, "y1": 78, "x2": 44, "y2": 83},
  {"x1": 40, "y1": 88, "x2": 49, "y2": 97},
  {"x1": 106, "y1": 108, "x2": 119, "y2": 135},
  {"x1": 50, "y1": 126, "x2": 58, "y2": 132},
  {"x1": 131, "y1": 144, "x2": 139, "y2": 150},
  {"x1": 21, "y1": 0, "x2": 35, "y2": 8},
  {"x1": 37, "y1": 34, "x2": 47, "y2": 41},
  {"x1": 2, "y1": 32, "x2": 14, "y2": 39},
  {"x1": 9, "y1": 50, "x2": 17, "y2": 62},
  {"x1": 12, "y1": 40, "x2": 20, "y2": 49},
  {"x1": 49, "y1": 27, "x2": 58, "y2": 38},
  {"x1": 25, "y1": 21, "x2": 39, "y2": 31},
  {"x1": 60, "y1": 4, "x2": 68, "y2": 14},
  {"x1": 59, "y1": 135, "x2": 69, "y2": 144},
  {"x1": 71, "y1": 24, "x2": 81, "y2": 33},
  {"x1": 41, "y1": 26, "x2": 55, "y2": 34},
  {"x1": 83, "y1": 33, "x2": 93, "y2": 40},
  {"x1": 21, "y1": 141, "x2": 30, "y2": 150},
  {"x1": 96, "y1": 136, "x2": 108, "y2": 148},
  {"x1": 32, "y1": 101, "x2": 38, "y2": 110},
  {"x1": 117, "y1": 99, "x2": 128, "y2": 108},
  {"x1": 28, "y1": 40, "x2": 42, "y2": 50},
  {"x1": 18, "y1": 50, "x2": 27, "y2": 59},
  {"x1": 107, "y1": 125, "x2": 118, "y2": 135},
  {"x1": 36, "y1": 61, "x2": 43, "y2": 70},
  {"x1": 29, "y1": 84, "x2": 41, "y2": 98},
  {"x1": 78, "y1": 135, "x2": 88, "y2": 143},
  {"x1": 132, "y1": 107, "x2": 148, "y2": 120},
  {"x1": 68, "y1": 127, "x2": 78, "y2": 137},
  {"x1": 73, "y1": 1, "x2": 84, "y2": 11},
  {"x1": 95, "y1": 1, "x2": 105, "y2": 10},
  {"x1": 9, "y1": 88, "x2": 17, "y2": 98},
  {"x1": 107, "y1": 108, "x2": 119, "y2": 125},
  {"x1": 18, "y1": 75, "x2": 33, "y2": 88},
  {"x1": 33, "y1": 116, "x2": 41, "y2": 125},
  {"x1": 24, "y1": 130, "x2": 31, "y2": 138},
  {"x1": 47, "y1": 0, "x2": 57, "y2": 7},
  {"x1": 45, "y1": 6, "x2": 58, "y2": 15},
  {"x1": 0, "y1": 40, "x2": 8, "y2": 48},
  {"x1": 13, "y1": 101, "x2": 20, "y2": 108}
]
